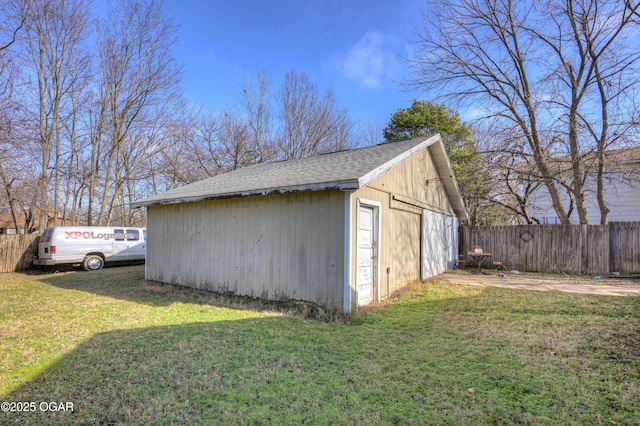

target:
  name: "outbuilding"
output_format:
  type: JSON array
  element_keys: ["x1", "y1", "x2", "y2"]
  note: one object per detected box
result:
[{"x1": 132, "y1": 135, "x2": 467, "y2": 312}]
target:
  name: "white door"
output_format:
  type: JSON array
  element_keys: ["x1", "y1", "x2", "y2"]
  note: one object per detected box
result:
[
  {"x1": 356, "y1": 205, "x2": 376, "y2": 306},
  {"x1": 421, "y1": 210, "x2": 458, "y2": 279}
]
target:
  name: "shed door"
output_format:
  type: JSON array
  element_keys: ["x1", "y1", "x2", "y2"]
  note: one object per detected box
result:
[
  {"x1": 421, "y1": 210, "x2": 458, "y2": 279},
  {"x1": 356, "y1": 205, "x2": 376, "y2": 306}
]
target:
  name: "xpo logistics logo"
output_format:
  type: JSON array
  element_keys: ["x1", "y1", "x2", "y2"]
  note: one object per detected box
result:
[{"x1": 64, "y1": 231, "x2": 127, "y2": 240}]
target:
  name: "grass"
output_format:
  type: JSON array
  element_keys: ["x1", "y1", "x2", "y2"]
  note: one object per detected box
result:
[{"x1": 1, "y1": 266, "x2": 639, "y2": 425}]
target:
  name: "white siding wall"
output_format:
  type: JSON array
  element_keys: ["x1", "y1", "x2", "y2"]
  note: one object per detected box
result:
[
  {"x1": 529, "y1": 170, "x2": 640, "y2": 223},
  {"x1": 146, "y1": 190, "x2": 346, "y2": 310}
]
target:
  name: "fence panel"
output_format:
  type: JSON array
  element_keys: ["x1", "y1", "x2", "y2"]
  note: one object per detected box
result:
[
  {"x1": 610, "y1": 222, "x2": 640, "y2": 273},
  {"x1": 460, "y1": 224, "x2": 613, "y2": 275},
  {"x1": 0, "y1": 234, "x2": 39, "y2": 273},
  {"x1": 583, "y1": 225, "x2": 610, "y2": 275}
]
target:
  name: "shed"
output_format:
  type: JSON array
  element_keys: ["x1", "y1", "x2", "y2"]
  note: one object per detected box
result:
[{"x1": 132, "y1": 135, "x2": 468, "y2": 312}]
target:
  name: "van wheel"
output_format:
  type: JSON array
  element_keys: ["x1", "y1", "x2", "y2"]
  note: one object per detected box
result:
[{"x1": 83, "y1": 255, "x2": 104, "y2": 271}]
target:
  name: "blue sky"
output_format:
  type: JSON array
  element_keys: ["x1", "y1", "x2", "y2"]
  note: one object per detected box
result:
[{"x1": 164, "y1": 0, "x2": 426, "y2": 126}]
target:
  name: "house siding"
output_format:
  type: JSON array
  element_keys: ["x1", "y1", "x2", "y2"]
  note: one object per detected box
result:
[
  {"x1": 348, "y1": 146, "x2": 457, "y2": 308},
  {"x1": 529, "y1": 170, "x2": 640, "y2": 224},
  {"x1": 146, "y1": 190, "x2": 346, "y2": 310},
  {"x1": 592, "y1": 175, "x2": 640, "y2": 222}
]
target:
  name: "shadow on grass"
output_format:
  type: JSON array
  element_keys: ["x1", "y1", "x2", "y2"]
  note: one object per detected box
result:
[
  {"x1": 32, "y1": 264, "x2": 313, "y2": 315},
  {"x1": 0, "y1": 284, "x2": 491, "y2": 424},
  {"x1": 0, "y1": 317, "x2": 412, "y2": 425},
  {"x1": 2, "y1": 283, "x2": 639, "y2": 425}
]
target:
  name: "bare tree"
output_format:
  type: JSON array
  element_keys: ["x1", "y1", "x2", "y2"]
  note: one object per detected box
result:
[
  {"x1": 0, "y1": 43, "x2": 38, "y2": 233},
  {"x1": 0, "y1": 5, "x2": 24, "y2": 232},
  {"x1": 213, "y1": 112, "x2": 257, "y2": 171},
  {"x1": 0, "y1": 145, "x2": 22, "y2": 231},
  {"x1": 86, "y1": 93, "x2": 107, "y2": 226},
  {"x1": 408, "y1": 0, "x2": 640, "y2": 224},
  {"x1": 140, "y1": 112, "x2": 197, "y2": 192},
  {"x1": 0, "y1": 103, "x2": 37, "y2": 233},
  {"x1": 178, "y1": 109, "x2": 251, "y2": 178},
  {"x1": 178, "y1": 108, "x2": 264, "y2": 180},
  {"x1": 10, "y1": 0, "x2": 91, "y2": 231},
  {"x1": 474, "y1": 126, "x2": 543, "y2": 224},
  {"x1": 152, "y1": 71, "x2": 274, "y2": 190},
  {"x1": 359, "y1": 118, "x2": 384, "y2": 146},
  {"x1": 151, "y1": 100, "x2": 269, "y2": 195},
  {"x1": 0, "y1": 114, "x2": 40, "y2": 233},
  {"x1": 239, "y1": 69, "x2": 276, "y2": 163},
  {"x1": 93, "y1": 0, "x2": 182, "y2": 225},
  {"x1": 183, "y1": 109, "x2": 223, "y2": 179},
  {"x1": 278, "y1": 70, "x2": 355, "y2": 159},
  {"x1": 59, "y1": 85, "x2": 91, "y2": 225},
  {"x1": 157, "y1": 68, "x2": 355, "y2": 193}
]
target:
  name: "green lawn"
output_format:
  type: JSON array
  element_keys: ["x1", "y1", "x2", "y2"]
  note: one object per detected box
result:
[{"x1": 1, "y1": 265, "x2": 638, "y2": 425}]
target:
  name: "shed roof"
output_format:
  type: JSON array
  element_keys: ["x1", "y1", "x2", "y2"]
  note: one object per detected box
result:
[{"x1": 132, "y1": 135, "x2": 468, "y2": 220}]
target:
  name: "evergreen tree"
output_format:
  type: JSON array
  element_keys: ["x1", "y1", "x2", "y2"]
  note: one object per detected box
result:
[{"x1": 384, "y1": 100, "x2": 489, "y2": 225}]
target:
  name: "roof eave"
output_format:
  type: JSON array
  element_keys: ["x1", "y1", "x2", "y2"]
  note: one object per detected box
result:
[
  {"x1": 443, "y1": 179, "x2": 469, "y2": 222},
  {"x1": 131, "y1": 180, "x2": 360, "y2": 208},
  {"x1": 427, "y1": 139, "x2": 469, "y2": 222}
]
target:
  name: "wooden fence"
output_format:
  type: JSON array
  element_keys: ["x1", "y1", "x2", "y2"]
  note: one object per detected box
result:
[
  {"x1": 0, "y1": 234, "x2": 39, "y2": 273},
  {"x1": 460, "y1": 222, "x2": 640, "y2": 275},
  {"x1": 3, "y1": 223, "x2": 639, "y2": 275},
  {"x1": 609, "y1": 222, "x2": 640, "y2": 274}
]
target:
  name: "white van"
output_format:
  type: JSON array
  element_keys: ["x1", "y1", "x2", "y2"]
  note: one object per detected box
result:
[{"x1": 34, "y1": 226, "x2": 146, "y2": 271}]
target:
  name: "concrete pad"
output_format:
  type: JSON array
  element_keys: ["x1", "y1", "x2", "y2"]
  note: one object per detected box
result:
[{"x1": 436, "y1": 270, "x2": 640, "y2": 296}]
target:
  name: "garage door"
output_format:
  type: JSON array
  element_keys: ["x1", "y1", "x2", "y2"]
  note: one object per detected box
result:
[{"x1": 421, "y1": 210, "x2": 458, "y2": 279}]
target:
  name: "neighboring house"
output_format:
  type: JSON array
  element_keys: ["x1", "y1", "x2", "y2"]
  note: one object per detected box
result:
[
  {"x1": 0, "y1": 215, "x2": 20, "y2": 234},
  {"x1": 0, "y1": 210, "x2": 75, "y2": 234},
  {"x1": 132, "y1": 135, "x2": 468, "y2": 312},
  {"x1": 528, "y1": 147, "x2": 640, "y2": 224}
]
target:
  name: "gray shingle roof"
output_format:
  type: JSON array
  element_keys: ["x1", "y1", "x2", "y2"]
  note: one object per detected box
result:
[{"x1": 132, "y1": 135, "x2": 468, "y2": 220}]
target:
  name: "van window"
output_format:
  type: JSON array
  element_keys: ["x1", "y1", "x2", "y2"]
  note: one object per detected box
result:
[
  {"x1": 41, "y1": 228, "x2": 53, "y2": 243},
  {"x1": 114, "y1": 229, "x2": 125, "y2": 241},
  {"x1": 125, "y1": 229, "x2": 139, "y2": 241},
  {"x1": 143, "y1": 230, "x2": 147, "y2": 241}
]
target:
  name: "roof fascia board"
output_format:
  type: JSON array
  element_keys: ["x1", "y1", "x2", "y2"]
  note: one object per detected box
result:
[
  {"x1": 427, "y1": 140, "x2": 469, "y2": 221},
  {"x1": 357, "y1": 135, "x2": 439, "y2": 188}
]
